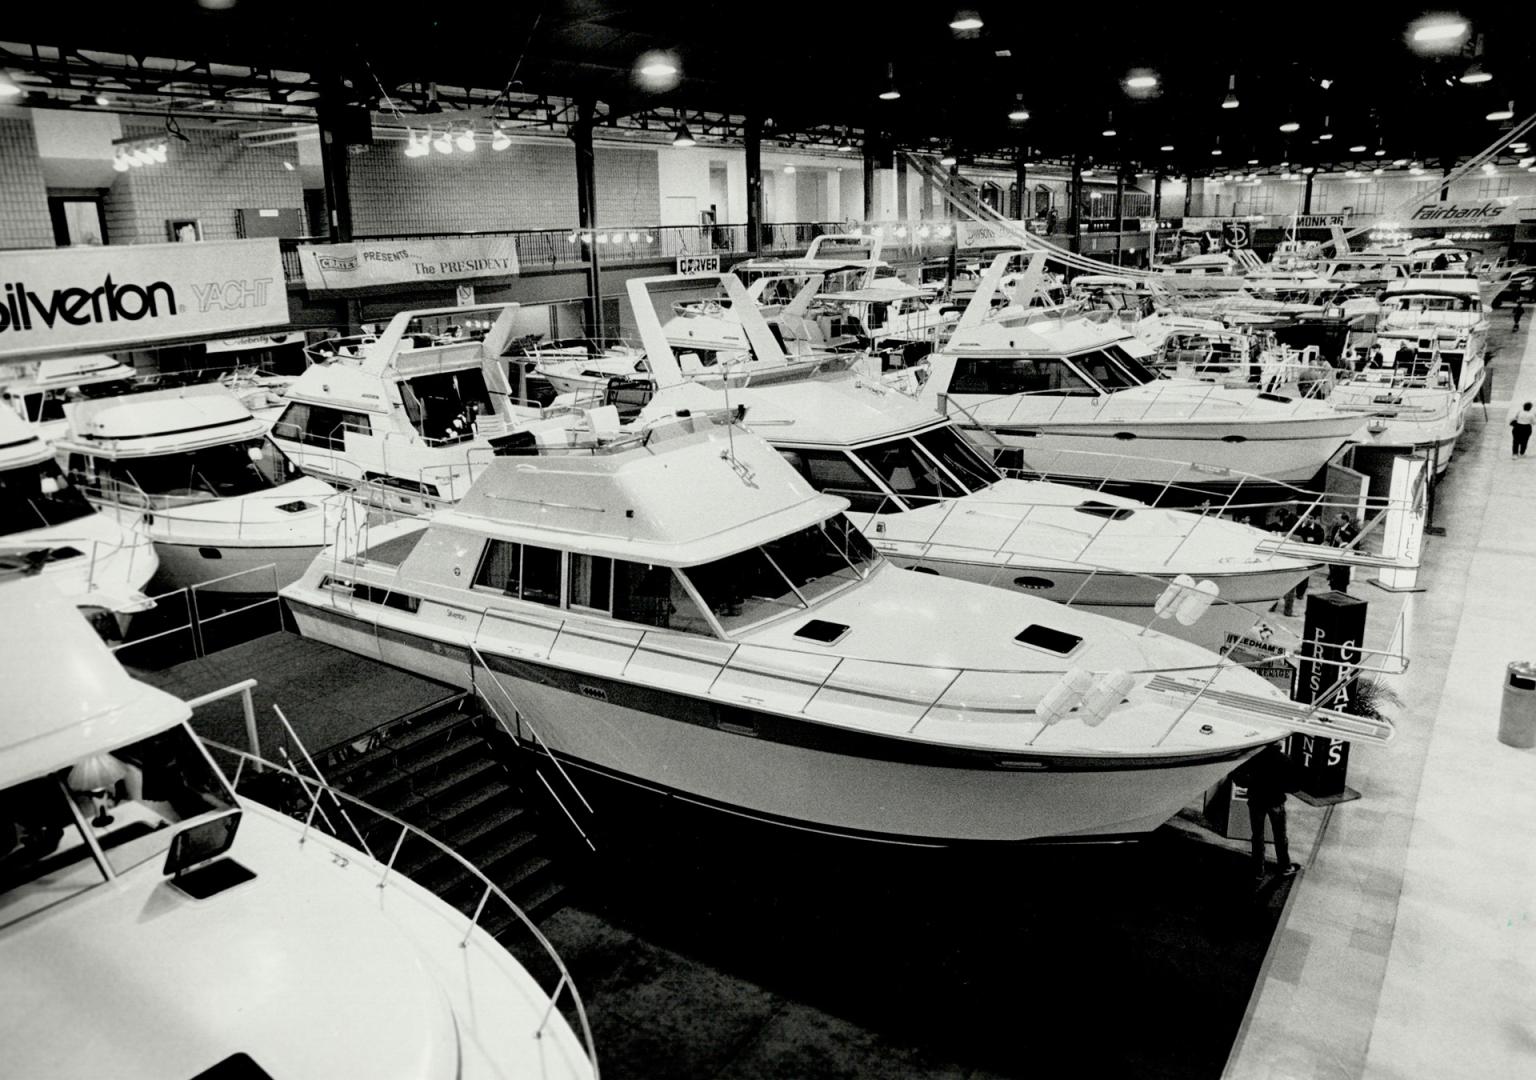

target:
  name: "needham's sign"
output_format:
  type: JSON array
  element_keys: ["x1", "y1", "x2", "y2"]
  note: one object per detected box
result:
[
  {"x1": 0, "y1": 239, "x2": 288, "y2": 360},
  {"x1": 296, "y1": 237, "x2": 521, "y2": 292}
]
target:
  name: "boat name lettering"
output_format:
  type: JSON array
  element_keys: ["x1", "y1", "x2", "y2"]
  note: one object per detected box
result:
[
  {"x1": 579, "y1": 685, "x2": 609, "y2": 702},
  {"x1": 444, "y1": 608, "x2": 467, "y2": 621},
  {"x1": 1, "y1": 276, "x2": 176, "y2": 333}
]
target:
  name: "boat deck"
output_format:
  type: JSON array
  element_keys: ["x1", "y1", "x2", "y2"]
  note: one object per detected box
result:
[{"x1": 132, "y1": 630, "x2": 460, "y2": 759}]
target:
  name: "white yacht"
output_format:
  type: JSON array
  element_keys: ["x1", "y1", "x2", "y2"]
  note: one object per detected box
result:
[
  {"x1": 0, "y1": 576, "x2": 598, "y2": 1080},
  {"x1": 280, "y1": 409, "x2": 1382, "y2": 845},
  {"x1": 270, "y1": 304, "x2": 576, "y2": 513},
  {"x1": 628, "y1": 274, "x2": 1317, "y2": 647},
  {"x1": 919, "y1": 253, "x2": 1368, "y2": 488},
  {"x1": 57, "y1": 385, "x2": 346, "y2": 592},
  {"x1": 2, "y1": 354, "x2": 137, "y2": 445},
  {"x1": 516, "y1": 338, "x2": 650, "y2": 397},
  {"x1": 0, "y1": 407, "x2": 157, "y2": 634},
  {"x1": 1329, "y1": 279, "x2": 1489, "y2": 472}
]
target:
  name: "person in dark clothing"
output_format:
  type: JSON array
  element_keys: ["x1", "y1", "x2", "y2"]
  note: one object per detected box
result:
[
  {"x1": 1514, "y1": 300, "x2": 1525, "y2": 331},
  {"x1": 1232, "y1": 741, "x2": 1299, "y2": 885},
  {"x1": 1281, "y1": 510, "x2": 1324, "y2": 615},
  {"x1": 1327, "y1": 513, "x2": 1360, "y2": 592}
]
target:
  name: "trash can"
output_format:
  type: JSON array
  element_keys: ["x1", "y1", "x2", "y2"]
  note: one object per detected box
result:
[{"x1": 1498, "y1": 661, "x2": 1536, "y2": 748}]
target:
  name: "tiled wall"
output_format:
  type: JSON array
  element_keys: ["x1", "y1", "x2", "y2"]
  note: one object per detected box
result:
[
  {"x1": 347, "y1": 139, "x2": 661, "y2": 235},
  {"x1": 102, "y1": 122, "x2": 306, "y2": 245},
  {"x1": 0, "y1": 114, "x2": 56, "y2": 250}
]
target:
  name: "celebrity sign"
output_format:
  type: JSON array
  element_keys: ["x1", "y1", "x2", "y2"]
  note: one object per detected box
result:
[
  {"x1": 0, "y1": 239, "x2": 288, "y2": 360},
  {"x1": 297, "y1": 237, "x2": 520, "y2": 292}
]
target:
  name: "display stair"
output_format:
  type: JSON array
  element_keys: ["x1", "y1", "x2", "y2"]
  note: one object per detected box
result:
[{"x1": 316, "y1": 696, "x2": 581, "y2": 934}]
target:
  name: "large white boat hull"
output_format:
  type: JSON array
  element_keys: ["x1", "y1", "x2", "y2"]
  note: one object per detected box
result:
[{"x1": 288, "y1": 600, "x2": 1256, "y2": 845}]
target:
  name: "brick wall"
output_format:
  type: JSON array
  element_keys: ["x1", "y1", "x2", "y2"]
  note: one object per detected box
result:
[
  {"x1": 0, "y1": 114, "x2": 55, "y2": 250},
  {"x1": 347, "y1": 138, "x2": 661, "y2": 235},
  {"x1": 102, "y1": 122, "x2": 306, "y2": 245}
]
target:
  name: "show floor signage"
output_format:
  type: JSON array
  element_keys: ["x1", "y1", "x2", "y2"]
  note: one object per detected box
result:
[
  {"x1": 0, "y1": 239, "x2": 288, "y2": 360},
  {"x1": 296, "y1": 237, "x2": 521, "y2": 292},
  {"x1": 1290, "y1": 591, "x2": 1369, "y2": 802}
]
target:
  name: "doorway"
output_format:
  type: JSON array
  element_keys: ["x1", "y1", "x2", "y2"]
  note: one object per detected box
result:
[{"x1": 48, "y1": 195, "x2": 107, "y2": 247}]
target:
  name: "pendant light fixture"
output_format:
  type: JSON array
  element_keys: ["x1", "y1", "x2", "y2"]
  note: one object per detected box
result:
[
  {"x1": 672, "y1": 123, "x2": 696, "y2": 147},
  {"x1": 1487, "y1": 100, "x2": 1515, "y2": 121},
  {"x1": 490, "y1": 123, "x2": 511, "y2": 151},
  {"x1": 455, "y1": 128, "x2": 476, "y2": 152},
  {"x1": 1319, "y1": 115, "x2": 1333, "y2": 141},
  {"x1": 1221, "y1": 74, "x2": 1239, "y2": 110},
  {"x1": 1008, "y1": 93, "x2": 1030, "y2": 122},
  {"x1": 1102, "y1": 110, "x2": 1116, "y2": 137},
  {"x1": 432, "y1": 129, "x2": 452, "y2": 154},
  {"x1": 878, "y1": 62, "x2": 900, "y2": 101},
  {"x1": 1211, "y1": 136, "x2": 1223, "y2": 157}
]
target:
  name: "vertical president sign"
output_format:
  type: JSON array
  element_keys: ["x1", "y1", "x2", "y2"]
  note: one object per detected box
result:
[{"x1": 0, "y1": 239, "x2": 289, "y2": 360}]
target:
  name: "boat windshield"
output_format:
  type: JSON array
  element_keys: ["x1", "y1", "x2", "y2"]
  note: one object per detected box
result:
[
  {"x1": 680, "y1": 514, "x2": 877, "y2": 633},
  {"x1": 0, "y1": 724, "x2": 236, "y2": 926},
  {"x1": 0, "y1": 460, "x2": 95, "y2": 536},
  {"x1": 1070, "y1": 345, "x2": 1158, "y2": 388},
  {"x1": 95, "y1": 438, "x2": 281, "y2": 507}
]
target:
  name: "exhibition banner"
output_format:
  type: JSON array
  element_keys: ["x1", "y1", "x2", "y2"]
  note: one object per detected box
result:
[
  {"x1": 205, "y1": 330, "x2": 304, "y2": 354},
  {"x1": 0, "y1": 239, "x2": 288, "y2": 360},
  {"x1": 1406, "y1": 199, "x2": 1535, "y2": 226},
  {"x1": 297, "y1": 237, "x2": 520, "y2": 292},
  {"x1": 954, "y1": 219, "x2": 1027, "y2": 250}
]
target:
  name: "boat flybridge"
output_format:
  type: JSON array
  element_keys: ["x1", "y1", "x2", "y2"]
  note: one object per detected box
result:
[
  {"x1": 624, "y1": 273, "x2": 1318, "y2": 648},
  {"x1": 918, "y1": 251, "x2": 1368, "y2": 488},
  {"x1": 0, "y1": 407, "x2": 156, "y2": 634},
  {"x1": 270, "y1": 303, "x2": 579, "y2": 513},
  {"x1": 731, "y1": 232, "x2": 900, "y2": 293},
  {"x1": 0, "y1": 576, "x2": 598, "y2": 1080},
  {"x1": 1328, "y1": 278, "x2": 1489, "y2": 472},
  {"x1": 280, "y1": 391, "x2": 1395, "y2": 844},
  {"x1": 2, "y1": 354, "x2": 137, "y2": 445},
  {"x1": 56, "y1": 384, "x2": 347, "y2": 592}
]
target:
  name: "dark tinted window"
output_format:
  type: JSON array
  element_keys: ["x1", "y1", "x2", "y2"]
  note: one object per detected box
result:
[
  {"x1": 914, "y1": 426, "x2": 999, "y2": 492},
  {"x1": 777, "y1": 449, "x2": 888, "y2": 513},
  {"x1": 950, "y1": 357, "x2": 1096, "y2": 396}
]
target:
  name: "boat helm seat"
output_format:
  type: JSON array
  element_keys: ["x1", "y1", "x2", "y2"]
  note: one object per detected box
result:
[{"x1": 581, "y1": 405, "x2": 621, "y2": 438}]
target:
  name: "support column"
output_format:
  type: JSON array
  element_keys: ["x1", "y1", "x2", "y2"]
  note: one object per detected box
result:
[
  {"x1": 1069, "y1": 155, "x2": 1083, "y2": 254},
  {"x1": 573, "y1": 101, "x2": 603, "y2": 339},
  {"x1": 1152, "y1": 173, "x2": 1163, "y2": 221},
  {"x1": 1113, "y1": 166, "x2": 1126, "y2": 265},
  {"x1": 863, "y1": 137, "x2": 877, "y2": 223},
  {"x1": 1303, "y1": 171, "x2": 1315, "y2": 215},
  {"x1": 316, "y1": 96, "x2": 355, "y2": 244},
  {"x1": 1184, "y1": 174, "x2": 1193, "y2": 217},
  {"x1": 745, "y1": 116, "x2": 763, "y2": 255},
  {"x1": 1014, "y1": 146, "x2": 1028, "y2": 220}
]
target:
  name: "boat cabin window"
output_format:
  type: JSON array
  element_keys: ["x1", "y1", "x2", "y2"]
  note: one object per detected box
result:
[
  {"x1": 473, "y1": 540, "x2": 563, "y2": 607},
  {"x1": 0, "y1": 724, "x2": 236, "y2": 926},
  {"x1": 854, "y1": 440, "x2": 966, "y2": 506},
  {"x1": 679, "y1": 515, "x2": 875, "y2": 632},
  {"x1": 272, "y1": 402, "x2": 373, "y2": 450},
  {"x1": 776, "y1": 449, "x2": 889, "y2": 514},
  {"x1": 0, "y1": 459, "x2": 95, "y2": 535},
  {"x1": 72, "y1": 439, "x2": 281, "y2": 508},
  {"x1": 949, "y1": 357, "x2": 1097, "y2": 397},
  {"x1": 1070, "y1": 348, "x2": 1144, "y2": 390},
  {"x1": 913, "y1": 425, "x2": 1000, "y2": 491},
  {"x1": 897, "y1": 296, "x2": 929, "y2": 316},
  {"x1": 400, "y1": 369, "x2": 495, "y2": 443}
]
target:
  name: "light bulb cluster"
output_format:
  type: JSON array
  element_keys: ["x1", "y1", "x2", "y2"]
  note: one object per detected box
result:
[
  {"x1": 403, "y1": 123, "x2": 513, "y2": 159},
  {"x1": 112, "y1": 139, "x2": 169, "y2": 172},
  {"x1": 565, "y1": 231, "x2": 656, "y2": 245}
]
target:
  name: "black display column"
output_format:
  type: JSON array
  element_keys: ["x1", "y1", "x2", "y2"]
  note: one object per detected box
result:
[
  {"x1": 745, "y1": 116, "x2": 763, "y2": 255},
  {"x1": 573, "y1": 100, "x2": 603, "y2": 339},
  {"x1": 1291, "y1": 590, "x2": 1369, "y2": 804},
  {"x1": 1068, "y1": 155, "x2": 1082, "y2": 254}
]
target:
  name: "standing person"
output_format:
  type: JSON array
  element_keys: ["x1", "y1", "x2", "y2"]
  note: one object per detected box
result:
[
  {"x1": 1231, "y1": 741, "x2": 1299, "y2": 887},
  {"x1": 1511, "y1": 401, "x2": 1535, "y2": 458},
  {"x1": 1514, "y1": 299, "x2": 1526, "y2": 332},
  {"x1": 1283, "y1": 511, "x2": 1325, "y2": 615},
  {"x1": 1328, "y1": 513, "x2": 1360, "y2": 592}
]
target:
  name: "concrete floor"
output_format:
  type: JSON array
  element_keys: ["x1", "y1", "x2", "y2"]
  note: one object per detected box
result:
[{"x1": 1226, "y1": 314, "x2": 1536, "y2": 1079}]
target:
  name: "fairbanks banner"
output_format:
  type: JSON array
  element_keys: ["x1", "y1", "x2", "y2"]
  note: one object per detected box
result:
[
  {"x1": 0, "y1": 239, "x2": 288, "y2": 360},
  {"x1": 296, "y1": 237, "x2": 520, "y2": 292}
]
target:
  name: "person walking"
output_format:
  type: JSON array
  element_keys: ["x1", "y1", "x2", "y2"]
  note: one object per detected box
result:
[
  {"x1": 1511, "y1": 401, "x2": 1535, "y2": 457},
  {"x1": 1327, "y1": 513, "x2": 1360, "y2": 592},
  {"x1": 1514, "y1": 299, "x2": 1526, "y2": 332},
  {"x1": 1232, "y1": 741, "x2": 1300, "y2": 887}
]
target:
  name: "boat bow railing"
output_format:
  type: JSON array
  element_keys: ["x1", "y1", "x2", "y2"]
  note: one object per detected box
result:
[{"x1": 201, "y1": 736, "x2": 601, "y2": 1078}]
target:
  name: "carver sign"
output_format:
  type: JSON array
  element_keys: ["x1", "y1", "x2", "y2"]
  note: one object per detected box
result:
[
  {"x1": 0, "y1": 239, "x2": 288, "y2": 360},
  {"x1": 297, "y1": 236, "x2": 521, "y2": 292}
]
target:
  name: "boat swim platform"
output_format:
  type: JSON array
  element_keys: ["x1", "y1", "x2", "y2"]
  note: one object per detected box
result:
[{"x1": 131, "y1": 630, "x2": 462, "y2": 760}]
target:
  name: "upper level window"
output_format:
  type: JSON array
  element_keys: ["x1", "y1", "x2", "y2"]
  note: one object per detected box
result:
[
  {"x1": 73, "y1": 439, "x2": 280, "y2": 509},
  {"x1": 950, "y1": 357, "x2": 1097, "y2": 397},
  {"x1": 272, "y1": 402, "x2": 372, "y2": 450},
  {"x1": 777, "y1": 449, "x2": 888, "y2": 514},
  {"x1": 473, "y1": 540, "x2": 562, "y2": 607},
  {"x1": 854, "y1": 439, "x2": 965, "y2": 506}
]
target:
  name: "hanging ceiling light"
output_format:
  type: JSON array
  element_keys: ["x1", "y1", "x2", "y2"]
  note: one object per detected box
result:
[
  {"x1": 1349, "y1": 142, "x2": 1368, "y2": 153},
  {"x1": 1411, "y1": 17, "x2": 1468, "y2": 45},
  {"x1": 948, "y1": 10, "x2": 983, "y2": 31},
  {"x1": 1374, "y1": 146, "x2": 1386, "y2": 156},
  {"x1": 1319, "y1": 115, "x2": 1334, "y2": 141},
  {"x1": 1460, "y1": 63, "x2": 1493, "y2": 84},
  {"x1": 1279, "y1": 117, "x2": 1300, "y2": 133},
  {"x1": 878, "y1": 62, "x2": 900, "y2": 101},
  {"x1": 455, "y1": 128, "x2": 476, "y2": 152},
  {"x1": 1346, "y1": 169, "x2": 1362, "y2": 177},
  {"x1": 112, "y1": 149, "x2": 130, "y2": 172},
  {"x1": 432, "y1": 130, "x2": 452, "y2": 154},
  {"x1": 1247, "y1": 158, "x2": 1259, "y2": 165},
  {"x1": 490, "y1": 123, "x2": 511, "y2": 151},
  {"x1": 1102, "y1": 110, "x2": 1116, "y2": 137},
  {"x1": 1373, "y1": 167, "x2": 1384, "y2": 175},
  {"x1": 1160, "y1": 143, "x2": 1175, "y2": 152},
  {"x1": 1126, "y1": 72, "x2": 1159, "y2": 90},
  {"x1": 939, "y1": 148, "x2": 958, "y2": 167},
  {"x1": 1481, "y1": 161, "x2": 1497, "y2": 174},
  {"x1": 404, "y1": 130, "x2": 428, "y2": 158},
  {"x1": 1211, "y1": 136, "x2": 1223, "y2": 157},
  {"x1": 1511, "y1": 141, "x2": 1530, "y2": 152},
  {"x1": 94, "y1": 94, "x2": 110, "y2": 106},
  {"x1": 834, "y1": 132, "x2": 852, "y2": 152},
  {"x1": 1487, "y1": 100, "x2": 1515, "y2": 121},
  {"x1": 1221, "y1": 74, "x2": 1239, "y2": 109},
  {"x1": 672, "y1": 123, "x2": 696, "y2": 147},
  {"x1": 1008, "y1": 93, "x2": 1029, "y2": 122}
]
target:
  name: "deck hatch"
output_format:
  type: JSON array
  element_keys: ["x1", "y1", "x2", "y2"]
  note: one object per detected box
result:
[
  {"x1": 1013, "y1": 624, "x2": 1083, "y2": 656},
  {"x1": 795, "y1": 619, "x2": 851, "y2": 644}
]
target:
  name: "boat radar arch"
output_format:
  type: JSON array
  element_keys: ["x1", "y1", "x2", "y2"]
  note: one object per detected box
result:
[{"x1": 627, "y1": 272, "x2": 791, "y2": 388}]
